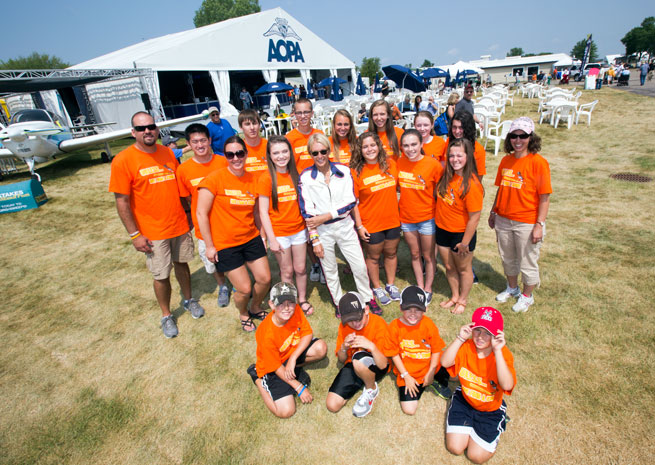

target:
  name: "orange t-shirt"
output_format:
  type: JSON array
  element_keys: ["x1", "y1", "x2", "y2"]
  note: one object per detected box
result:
[
  {"x1": 423, "y1": 136, "x2": 447, "y2": 161},
  {"x1": 386, "y1": 316, "x2": 445, "y2": 387},
  {"x1": 435, "y1": 174, "x2": 484, "y2": 233},
  {"x1": 332, "y1": 138, "x2": 353, "y2": 166},
  {"x1": 286, "y1": 128, "x2": 324, "y2": 173},
  {"x1": 352, "y1": 160, "x2": 400, "y2": 234},
  {"x1": 245, "y1": 138, "x2": 268, "y2": 176},
  {"x1": 446, "y1": 340, "x2": 516, "y2": 412},
  {"x1": 441, "y1": 138, "x2": 486, "y2": 176},
  {"x1": 377, "y1": 127, "x2": 404, "y2": 160},
  {"x1": 335, "y1": 313, "x2": 389, "y2": 364},
  {"x1": 256, "y1": 171, "x2": 305, "y2": 237},
  {"x1": 198, "y1": 168, "x2": 259, "y2": 251},
  {"x1": 109, "y1": 144, "x2": 188, "y2": 240},
  {"x1": 255, "y1": 306, "x2": 313, "y2": 377},
  {"x1": 493, "y1": 153, "x2": 552, "y2": 224},
  {"x1": 397, "y1": 155, "x2": 443, "y2": 224},
  {"x1": 176, "y1": 155, "x2": 228, "y2": 239}
]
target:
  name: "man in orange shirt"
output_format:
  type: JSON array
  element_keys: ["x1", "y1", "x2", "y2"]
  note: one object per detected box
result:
[{"x1": 109, "y1": 112, "x2": 205, "y2": 338}]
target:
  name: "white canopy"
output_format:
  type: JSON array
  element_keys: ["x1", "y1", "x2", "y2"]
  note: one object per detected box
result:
[{"x1": 438, "y1": 61, "x2": 485, "y2": 77}]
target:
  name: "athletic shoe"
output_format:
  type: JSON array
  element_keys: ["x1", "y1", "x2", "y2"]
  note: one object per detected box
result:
[
  {"x1": 496, "y1": 285, "x2": 521, "y2": 303},
  {"x1": 512, "y1": 294, "x2": 534, "y2": 313},
  {"x1": 385, "y1": 284, "x2": 401, "y2": 301},
  {"x1": 246, "y1": 363, "x2": 258, "y2": 384},
  {"x1": 296, "y1": 367, "x2": 312, "y2": 387},
  {"x1": 184, "y1": 298, "x2": 205, "y2": 319},
  {"x1": 473, "y1": 269, "x2": 479, "y2": 284},
  {"x1": 217, "y1": 285, "x2": 230, "y2": 308},
  {"x1": 319, "y1": 267, "x2": 326, "y2": 284},
  {"x1": 161, "y1": 315, "x2": 178, "y2": 338},
  {"x1": 352, "y1": 383, "x2": 379, "y2": 418},
  {"x1": 430, "y1": 381, "x2": 452, "y2": 400},
  {"x1": 373, "y1": 287, "x2": 392, "y2": 306},
  {"x1": 369, "y1": 299, "x2": 383, "y2": 315},
  {"x1": 425, "y1": 291, "x2": 433, "y2": 305},
  {"x1": 309, "y1": 263, "x2": 321, "y2": 282}
]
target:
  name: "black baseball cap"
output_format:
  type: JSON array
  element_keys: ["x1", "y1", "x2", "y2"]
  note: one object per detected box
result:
[
  {"x1": 400, "y1": 286, "x2": 427, "y2": 312},
  {"x1": 338, "y1": 292, "x2": 366, "y2": 324}
]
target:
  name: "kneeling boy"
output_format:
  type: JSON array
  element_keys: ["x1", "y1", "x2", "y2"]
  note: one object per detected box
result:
[
  {"x1": 326, "y1": 292, "x2": 389, "y2": 417},
  {"x1": 247, "y1": 282, "x2": 327, "y2": 418},
  {"x1": 440, "y1": 307, "x2": 517, "y2": 464}
]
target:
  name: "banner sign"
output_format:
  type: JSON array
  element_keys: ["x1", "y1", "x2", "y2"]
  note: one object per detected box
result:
[
  {"x1": 265, "y1": 17, "x2": 305, "y2": 63},
  {"x1": 0, "y1": 179, "x2": 48, "y2": 214}
]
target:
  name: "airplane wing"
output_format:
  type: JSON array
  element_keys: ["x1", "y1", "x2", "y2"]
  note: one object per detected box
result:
[
  {"x1": 0, "y1": 147, "x2": 15, "y2": 159},
  {"x1": 58, "y1": 111, "x2": 209, "y2": 154}
]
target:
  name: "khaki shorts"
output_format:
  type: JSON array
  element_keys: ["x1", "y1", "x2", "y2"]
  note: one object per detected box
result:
[
  {"x1": 146, "y1": 231, "x2": 194, "y2": 280},
  {"x1": 494, "y1": 215, "x2": 544, "y2": 287}
]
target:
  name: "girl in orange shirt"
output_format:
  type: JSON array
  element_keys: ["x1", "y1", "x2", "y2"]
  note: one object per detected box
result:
[
  {"x1": 350, "y1": 132, "x2": 402, "y2": 305},
  {"x1": 414, "y1": 111, "x2": 447, "y2": 163},
  {"x1": 330, "y1": 109, "x2": 356, "y2": 166},
  {"x1": 197, "y1": 136, "x2": 272, "y2": 332},
  {"x1": 368, "y1": 99, "x2": 403, "y2": 160},
  {"x1": 435, "y1": 139, "x2": 483, "y2": 315},
  {"x1": 442, "y1": 111, "x2": 486, "y2": 181},
  {"x1": 257, "y1": 136, "x2": 313, "y2": 316}
]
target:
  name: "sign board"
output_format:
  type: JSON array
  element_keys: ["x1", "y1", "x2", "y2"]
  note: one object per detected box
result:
[{"x1": 0, "y1": 179, "x2": 48, "y2": 214}]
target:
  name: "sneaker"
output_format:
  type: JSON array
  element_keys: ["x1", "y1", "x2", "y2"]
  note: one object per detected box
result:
[
  {"x1": 512, "y1": 293, "x2": 534, "y2": 313},
  {"x1": 373, "y1": 287, "x2": 392, "y2": 306},
  {"x1": 246, "y1": 363, "x2": 258, "y2": 384},
  {"x1": 161, "y1": 315, "x2": 178, "y2": 338},
  {"x1": 495, "y1": 285, "x2": 521, "y2": 303},
  {"x1": 473, "y1": 269, "x2": 479, "y2": 284},
  {"x1": 425, "y1": 291, "x2": 433, "y2": 305},
  {"x1": 296, "y1": 368, "x2": 312, "y2": 387},
  {"x1": 352, "y1": 383, "x2": 379, "y2": 418},
  {"x1": 368, "y1": 299, "x2": 383, "y2": 315},
  {"x1": 319, "y1": 267, "x2": 326, "y2": 284},
  {"x1": 385, "y1": 284, "x2": 401, "y2": 301},
  {"x1": 184, "y1": 298, "x2": 205, "y2": 319},
  {"x1": 309, "y1": 263, "x2": 321, "y2": 282},
  {"x1": 217, "y1": 285, "x2": 230, "y2": 308},
  {"x1": 430, "y1": 381, "x2": 452, "y2": 400}
]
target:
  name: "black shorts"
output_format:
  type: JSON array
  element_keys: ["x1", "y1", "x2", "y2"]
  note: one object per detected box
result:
[
  {"x1": 216, "y1": 235, "x2": 267, "y2": 272},
  {"x1": 328, "y1": 350, "x2": 388, "y2": 400},
  {"x1": 435, "y1": 226, "x2": 477, "y2": 252},
  {"x1": 446, "y1": 389, "x2": 507, "y2": 453},
  {"x1": 259, "y1": 338, "x2": 319, "y2": 402},
  {"x1": 398, "y1": 384, "x2": 426, "y2": 402},
  {"x1": 368, "y1": 226, "x2": 402, "y2": 245}
]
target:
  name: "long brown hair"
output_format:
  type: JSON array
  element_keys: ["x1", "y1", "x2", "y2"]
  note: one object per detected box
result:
[
  {"x1": 350, "y1": 132, "x2": 388, "y2": 176},
  {"x1": 265, "y1": 135, "x2": 299, "y2": 211},
  {"x1": 331, "y1": 109, "x2": 357, "y2": 162},
  {"x1": 367, "y1": 99, "x2": 400, "y2": 158},
  {"x1": 436, "y1": 138, "x2": 482, "y2": 200}
]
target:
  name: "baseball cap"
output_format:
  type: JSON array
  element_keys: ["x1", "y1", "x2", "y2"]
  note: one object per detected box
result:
[
  {"x1": 509, "y1": 116, "x2": 535, "y2": 135},
  {"x1": 399, "y1": 285, "x2": 427, "y2": 312},
  {"x1": 472, "y1": 307, "x2": 504, "y2": 335},
  {"x1": 207, "y1": 106, "x2": 220, "y2": 115},
  {"x1": 269, "y1": 282, "x2": 298, "y2": 307},
  {"x1": 161, "y1": 134, "x2": 179, "y2": 146},
  {"x1": 338, "y1": 292, "x2": 366, "y2": 324}
]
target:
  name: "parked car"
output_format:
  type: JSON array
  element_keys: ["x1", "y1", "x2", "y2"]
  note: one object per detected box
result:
[{"x1": 572, "y1": 63, "x2": 606, "y2": 81}]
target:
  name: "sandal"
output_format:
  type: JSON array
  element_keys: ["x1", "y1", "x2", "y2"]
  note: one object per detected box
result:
[
  {"x1": 451, "y1": 302, "x2": 467, "y2": 315},
  {"x1": 248, "y1": 309, "x2": 269, "y2": 320},
  {"x1": 240, "y1": 317, "x2": 256, "y2": 332},
  {"x1": 299, "y1": 301, "x2": 314, "y2": 316},
  {"x1": 439, "y1": 299, "x2": 456, "y2": 309}
]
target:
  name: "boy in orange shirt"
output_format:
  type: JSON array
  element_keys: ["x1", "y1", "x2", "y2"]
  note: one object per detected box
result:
[
  {"x1": 441, "y1": 307, "x2": 517, "y2": 464},
  {"x1": 246, "y1": 282, "x2": 327, "y2": 418},
  {"x1": 326, "y1": 292, "x2": 389, "y2": 418},
  {"x1": 387, "y1": 286, "x2": 451, "y2": 415}
]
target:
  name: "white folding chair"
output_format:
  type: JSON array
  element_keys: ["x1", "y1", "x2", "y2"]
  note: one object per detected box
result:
[
  {"x1": 485, "y1": 120, "x2": 513, "y2": 157},
  {"x1": 575, "y1": 100, "x2": 598, "y2": 126},
  {"x1": 553, "y1": 104, "x2": 576, "y2": 129}
]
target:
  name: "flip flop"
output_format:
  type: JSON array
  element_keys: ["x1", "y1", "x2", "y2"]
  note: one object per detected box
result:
[
  {"x1": 248, "y1": 309, "x2": 268, "y2": 320},
  {"x1": 299, "y1": 301, "x2": 314, "y2": 316},
  {"x1": 451, "y1": 302, "x2": 467, "y2": 315},
  {"x1": 439, "y1": 299, "x2": 456, "y2": 309},
  {"x1": 240, "y1": 317, "x2": 256, "y2": 332}
]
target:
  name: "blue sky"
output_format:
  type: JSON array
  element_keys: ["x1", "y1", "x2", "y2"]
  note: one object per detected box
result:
[{"x1": 3, "y1": 0, "x2": 652, "y2": 66}]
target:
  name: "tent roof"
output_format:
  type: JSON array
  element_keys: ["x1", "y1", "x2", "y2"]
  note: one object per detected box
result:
[
  {"x1": 71, "y1": 8, "x2": 355, "y2": 72},
  {"x1": 468, "y1": 53, "x2": 573, "y2": 70}
]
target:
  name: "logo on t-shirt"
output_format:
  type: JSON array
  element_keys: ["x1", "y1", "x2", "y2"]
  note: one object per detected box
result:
[{"x1": 500, "y1": 168, "x2": 524, "y2": 189}]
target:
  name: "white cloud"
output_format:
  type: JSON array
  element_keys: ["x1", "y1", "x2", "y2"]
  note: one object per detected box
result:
[{"x1": 447, "y1": 48, "x2": 459, "y2": 56}]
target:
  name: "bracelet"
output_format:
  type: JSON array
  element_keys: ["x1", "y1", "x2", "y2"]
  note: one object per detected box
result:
[
  {"x1": 489, "y1": 211, "x2": 496, "y2": 216},
  {"x1": 400, "y1": 371, "x2": 408, "y2": 379},
  {"x1": 130, "y1": 232, "x2": 142, "y2": 240},
  {"x1": 297, "y1": 385, "x2": 307, "y2": 397},
  {"x1": 309, "y1": 233, "x2": 319, "y2": 241},
  {"x1": 456, "y1": 335, "x2": 467, "y2": 343},
  {"x1": 312, "y1": 240, "x2": 322, "y2": 246},
  {"x1": 129, "y1": 231, "x2": 140, "y2": 237},
  {"x1": 356, "y1": 225, "x2": 364, "y2": 230}
]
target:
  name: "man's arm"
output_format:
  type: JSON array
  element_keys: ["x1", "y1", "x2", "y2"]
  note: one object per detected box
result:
[{"x1": 114, "y1": 193, "x2": 152, "y2": 253}]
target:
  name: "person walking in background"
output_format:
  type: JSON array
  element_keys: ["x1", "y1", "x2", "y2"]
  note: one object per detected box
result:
[{"x1": 240, "y1": 87, "x2": 253, "y2": 110}]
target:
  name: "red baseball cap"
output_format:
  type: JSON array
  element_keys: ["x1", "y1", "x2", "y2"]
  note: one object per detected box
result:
[{"x1": 472, "y1": 307, "x2": 504, "y2": 335}]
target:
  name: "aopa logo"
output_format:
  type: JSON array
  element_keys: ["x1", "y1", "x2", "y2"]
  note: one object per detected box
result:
[{"x1": 264, "y1": 17, "x2": 305, "y2": 63}]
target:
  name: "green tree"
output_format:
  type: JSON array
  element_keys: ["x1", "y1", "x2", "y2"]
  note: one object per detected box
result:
[
  {"x1": 420, "y1": 59, "x2": 434, "y2": 68},
  {"x1": 506, "y1": 47, "x2": 524, "y2": 57},
  {"x1": 621, "y1": 16, "x2": 655, "y2": 58},
  {"x1": 571, "y1": 37, "x2": 598, "y2": 62},
  {"x1": 360, "y1": 56, "x2": 381, "y2": 82},
  {"x1": 0, "y1": 52, "x2": 70, "y2": 69},
  {"x1": 193, "y1": 0, "x2": 260, "y2": 27}
]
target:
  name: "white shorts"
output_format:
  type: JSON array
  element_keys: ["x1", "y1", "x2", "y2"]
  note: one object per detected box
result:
[
  {"x1": 276, "y1": 229, "x2": 308, "y2": 250},
  {"x1": 197, "y1": 238, "x2": 217, "y2": 274}
]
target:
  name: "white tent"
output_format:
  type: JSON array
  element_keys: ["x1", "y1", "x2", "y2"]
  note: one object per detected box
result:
[
  {"x1": 439, "y1": 61, "x2": 485, "y2": 77},
  {"x1": 71, "y1": 8, "x2": 356, "y2": 120}
]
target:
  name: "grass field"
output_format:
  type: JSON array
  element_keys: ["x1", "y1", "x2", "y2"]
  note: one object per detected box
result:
[{"x1": 1, "y1": 85, "x2": 654, "y2": 465}]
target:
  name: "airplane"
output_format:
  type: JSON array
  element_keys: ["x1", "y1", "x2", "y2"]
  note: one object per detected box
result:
[{"x1": 0, "y1": 109, "x2": 210, "y2": 181}]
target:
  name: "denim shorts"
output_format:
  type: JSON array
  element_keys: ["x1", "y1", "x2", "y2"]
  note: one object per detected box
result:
[{"x1": 401, "y1": 219, "x2": 436, "y2": 236}]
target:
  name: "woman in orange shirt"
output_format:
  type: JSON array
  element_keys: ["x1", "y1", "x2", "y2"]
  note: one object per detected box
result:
[
  {"x1": 414, "y1": 111, "x2": 446, "y2": 162},
  {"x1": 197, "y1": 136, "x2": 272, "y2": 332},
  {"x1": 257, "y1": 136, "x2": 312, "y2": 316},
  {"x1": 488, "y1": 117, "x2": 551, "y2": 314},
  {"x1": 350, "y1": 132, "x2": 402, "y2": 305},
  {"x1": 368, "y1": 99, "x2": 403, "y2": 160},
  {"x1": 330, "y1": 109, "x2": 356, "y2": 166},
  {"x1": 435, "y1": 139, "x2": 483, "y2": 315},
  {"x1": 442, "y1": 111, "x2": 486, "y2": 181},
  {"x1": 397, "y1": 129, "x2": 443, "y2": 304}
]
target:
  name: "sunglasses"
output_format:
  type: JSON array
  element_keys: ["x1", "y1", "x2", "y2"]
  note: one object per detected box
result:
[
  {"x1": 509, "y1": 133, "x2": 530, "y2": 140},
  {"x1": 310, "y1": 149, "x2": 329, "y2": 157},
  {"x1": 225, "y1": 150, "x2": 247, "y2": 160},
  {"x1": 133, "y1": 124, "x2": 158, "y2": 132}
]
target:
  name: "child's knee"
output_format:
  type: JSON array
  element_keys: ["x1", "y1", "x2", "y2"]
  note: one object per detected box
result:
[
  {"x1": 400, "y1": 402, "x2": 417, "y2": 415},
  {"x1": 275, "y1": 404, "x2": 296, "y2": 419},
  {"x1": 311, "y1": 339, "x2": 328, "y2": 359},
  {"x1": 467, "y1": 449, "x2": 493, "y2": 464},
  {"x1": 326, "y1": 394, "x2": 345, "y2": 413}
]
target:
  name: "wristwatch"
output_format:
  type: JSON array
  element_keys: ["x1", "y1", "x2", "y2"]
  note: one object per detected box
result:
[{"x1": 537, "y1": 221, "x2": 546, "y2": 227}]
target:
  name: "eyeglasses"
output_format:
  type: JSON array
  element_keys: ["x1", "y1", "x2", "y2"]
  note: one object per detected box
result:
[
  {"x1": 133, "y1": 124, "x2": 158, "y2": 132},
  {"x1": 224, "y1": 150, "x2": 247, "y2": 160},
  {"x1": 210, "y1": 112, "x2": 220, "y2": 117},
  {"x1": 310, "y1": 149, "x2": 329, "y2": 157},
  {"x1": 508, "y1": 133, "x2": 530, "y2": 140},
  {"x1": 295, "y1": 111, "x2": 312, "y2": 116}
]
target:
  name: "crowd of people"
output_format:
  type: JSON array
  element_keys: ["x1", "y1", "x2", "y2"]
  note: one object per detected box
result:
[{"x1": 109, "y1": 91, "x2": 551, "y2": 463}]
